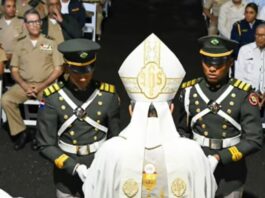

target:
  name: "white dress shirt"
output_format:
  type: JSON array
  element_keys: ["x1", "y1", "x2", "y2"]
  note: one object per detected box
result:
[
  {"x1": 218, "y1": 1, "x2": 246, "y2": 38},
  {"x1": 235, "y1": 42, "x2": 265, "y2": 93},
  {"x1": 258, "y1": 6, "x2": 265, "y2": 20}
]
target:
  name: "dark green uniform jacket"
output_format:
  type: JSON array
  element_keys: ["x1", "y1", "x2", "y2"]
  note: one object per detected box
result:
[
  {"x1": 36, "y1": 80, "x2": 120, "y2": 195},
  {"x1": 177, "y1": 77, "x2": 263, "y2": 196}
]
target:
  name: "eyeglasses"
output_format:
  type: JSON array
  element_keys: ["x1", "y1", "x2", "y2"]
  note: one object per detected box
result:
[{"x1": 26, "y1": 20, "x2": 42, "y2": 25}]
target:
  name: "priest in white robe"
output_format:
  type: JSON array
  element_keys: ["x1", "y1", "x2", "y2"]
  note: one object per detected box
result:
[{"x1": 82, "y1": 33, "x2": 217, "y2": 198}]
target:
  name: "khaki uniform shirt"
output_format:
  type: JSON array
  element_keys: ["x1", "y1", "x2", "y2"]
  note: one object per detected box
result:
[
  {"x1": 204, "y1": 0, "x2": 229, "y2": 16},
  {"x1": 16, "y1": 0, "x2": 48, "y2": 19},
  {"x1": 16, "y1": 0, "x2": 31, "y2": 18},
  {"x1": 0, "y1": 17, "x2": 25, "y2": 54},
  {"x1": 48, "y1": 19, "x2": 64, "y2": 45},
  {"x1": 11, "y1": 34, "x2": 64, "y2": 82},
  {"x1": 0, "y1": 48, "x2": 7, "y2": 62}
]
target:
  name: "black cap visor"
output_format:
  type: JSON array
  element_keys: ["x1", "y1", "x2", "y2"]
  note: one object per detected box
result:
[
  {"x1": 67, "y1": 65, "x2": 95, "y2": 74},
  {"x1": 202, "y1": 55, "x2": 231, "y2": 68}
]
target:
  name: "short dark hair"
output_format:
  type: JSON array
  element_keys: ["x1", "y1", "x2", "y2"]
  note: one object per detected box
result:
[
  {"x1": 256, "y1": 23, "x2": 265, "y2": 32},
  {"x1": 23, "y1": 8, "x2": 41, "y2": 22},
  {"x1": 245, "y1": 2, "x2": 258, "y2": 14},
  {"x1": 2, "y1": 0, "x2": 15, "y2": 6}
]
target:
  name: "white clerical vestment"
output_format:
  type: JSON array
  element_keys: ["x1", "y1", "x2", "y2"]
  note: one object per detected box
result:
[{"x1": 83, "y1": 102, "x2": 217, "y2": 198}]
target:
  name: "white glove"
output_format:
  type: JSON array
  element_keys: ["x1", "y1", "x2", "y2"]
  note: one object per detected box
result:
[
  {"x1": 0, "y1": 189, "x2": 12, "y2": 198},
  {"x1": 76, "y1": 164, "x2": 88, "y2": 182},
  {"x1": 207, "y1": 155, "x2": 219, "y2": 173}
]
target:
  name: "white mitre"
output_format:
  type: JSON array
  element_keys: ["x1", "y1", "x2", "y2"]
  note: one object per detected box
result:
[
  {"x1": 119, "y1": 33, "x2": 185, "y2": 102},
  {"x1": 117, "y1": 34, "x2": 187, "y2": 198}
]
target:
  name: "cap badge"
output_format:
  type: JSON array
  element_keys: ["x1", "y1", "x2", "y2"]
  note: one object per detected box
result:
[
  {"x1": 80, "y1": 52, "x2": 88, "y2": 59},
  {"x1": 210, "y1": 38, "x2": 219, "y2": 46}
]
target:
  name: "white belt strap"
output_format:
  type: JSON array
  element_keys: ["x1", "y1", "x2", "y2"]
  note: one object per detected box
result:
[
  {"x1": 57, "y1": 89, "x2": 108, "y2": 136},
  {"x1": 191, "y1": 109, "x2": 210, "y2": 128},
  {"x1": 218, "y1": 110, "x2": 242, "y2": 131},
  {"x1": 184, "y1": 87, "x2": 192, "y2": 126},
  {"x1": 194, "y1": 84, "x2": 234, "y2": 104},
  {"x1": 192, "y1": 84, "x2": 241, "y2": 130},
  {"x1": 193, "y1": 131, "x2": 241, "y2": 149},
  {"x1": 216, "y1": 85, "x2": 234, "y2": 104},
  {"x1": 58, "y1": 115, "x2": 78, "y2": 136},
  {"x1": 58, "y1": 89, "x2": 99, "y2": 110},
  {"x1": 84, "y1": 116, "x2": 108, "y2": 133},
  {"x1": 58, "y1": 137, "x2": 107, "y2": 155},
  {"x1": 195, "y1": 84, "x2": 209, "y2": 103}
]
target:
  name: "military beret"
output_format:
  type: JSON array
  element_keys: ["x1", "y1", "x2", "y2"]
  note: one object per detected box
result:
[
  {"x1": 58, "y1": 38, "x2": 101, "y2": 73},
  {"x1": 198, "y1": 36, "x2": 238, "y2": 66}
]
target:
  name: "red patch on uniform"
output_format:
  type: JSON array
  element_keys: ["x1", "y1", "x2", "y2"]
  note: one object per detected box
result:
[{"x1": 248, "y1": 93, "x2": 259, "y2": 106}]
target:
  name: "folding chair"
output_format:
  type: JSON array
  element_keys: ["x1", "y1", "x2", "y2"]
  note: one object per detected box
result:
[
  {"x1": 1, "y1": 68, "x2": 40, "y2": 126},
  {"x1": 83, "y1": 2, "x2": 97, "y2": 41}
]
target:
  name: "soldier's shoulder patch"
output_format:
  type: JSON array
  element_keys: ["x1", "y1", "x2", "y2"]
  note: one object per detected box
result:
[
  {"x1": 99, "y1": 82, "x2": 116, "y2": 93},
  {"x1": 248, "y1": 92, "x2": 259, "y2": 106},
  {"x1": 181, "y1": 78, "x2": 200, "y2": 89},
  {"x1": 231, "y1": 79, "x2": 252, "y2": 92},
  {"x1": 43, "y1": 82, "x2": 64, "y2": 97}
]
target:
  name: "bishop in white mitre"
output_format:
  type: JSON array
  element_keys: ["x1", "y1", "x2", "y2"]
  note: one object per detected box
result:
[{"x1": 82, "y1": 33, "x2": 217, "y2": 198}]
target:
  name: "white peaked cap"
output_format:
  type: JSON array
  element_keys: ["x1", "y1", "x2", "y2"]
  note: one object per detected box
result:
[{"x1": 119, "y1": 33, "x2": 186, "y2": 101}]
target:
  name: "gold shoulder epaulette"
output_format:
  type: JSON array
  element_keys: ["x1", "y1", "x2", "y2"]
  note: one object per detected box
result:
[
  {"x1": 232, "y1": 79, "x2": 251, "y2": 92},
  {"x1": 99, "y1": 82, "x2": 116, "y2": 93},
  {"x1": 181, "y1": 78, "x2": 198, "y2": 89},
  {"x1": 43, "y1": 82, "x2": 64, "y2": 97}
]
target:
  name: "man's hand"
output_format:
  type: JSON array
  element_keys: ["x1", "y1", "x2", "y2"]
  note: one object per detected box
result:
[
  {"x1": 52, "y1": 7, "x2": 63, "y2": 23},
  {"x1": 32, "y1": 83, "x2": 46, "y2": 95},
  {"x1": 20, "y1": 82, "x2": 36, "y2": 98},
  {"x1": 207, "y1": 155, "x2": 219, "y2": 173},
  {"x1": 76, "y1": 164, "x2": 88, "y2": 182}
]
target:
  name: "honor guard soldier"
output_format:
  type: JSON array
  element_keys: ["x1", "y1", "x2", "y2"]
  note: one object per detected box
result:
[
  {"x1": 36, "y1": 38, "x2": 120, "y2": 198},
  {"x1": 177, "y1": 36, "x2": 264, "y2": 198},
  {"x1": 83, "y1": 34, "x2": 217, "y2": 198}
]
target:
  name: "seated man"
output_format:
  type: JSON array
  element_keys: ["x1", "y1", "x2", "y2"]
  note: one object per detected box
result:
[
  {"x1": 83, "y1": 33, "x2": 217, "y2": 198},
  {"x1": 1, "y1": 9, "x2": 64, "y2": 150}
]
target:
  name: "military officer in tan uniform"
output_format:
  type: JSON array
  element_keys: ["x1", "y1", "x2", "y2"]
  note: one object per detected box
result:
[
  {"x1": 203, "y1": 0, "x2": 229, "y2": 35},
  {"x1": 0, "y1": 48, "x2": 7, "y2": 75},
  {"x1": 177, "y1": 36, "x2": 263, "y2": 197},
  {"x1": 0, "y1": 0, "x2": 25, "y2": 61},
  {"x1": 36, "y1": 38, "x2": 120, "y2": 198},
  {"x1": 1, "y1": 9, "x2": 64, "y2": 150}
]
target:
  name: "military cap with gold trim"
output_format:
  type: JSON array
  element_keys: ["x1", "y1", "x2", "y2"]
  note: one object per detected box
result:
[
  {"x1": 58, "y1": 38, "x2": 100, "y2": 73},
  {"x1": 198, "y1": 36, "x2": 238, "y2": 67}
]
